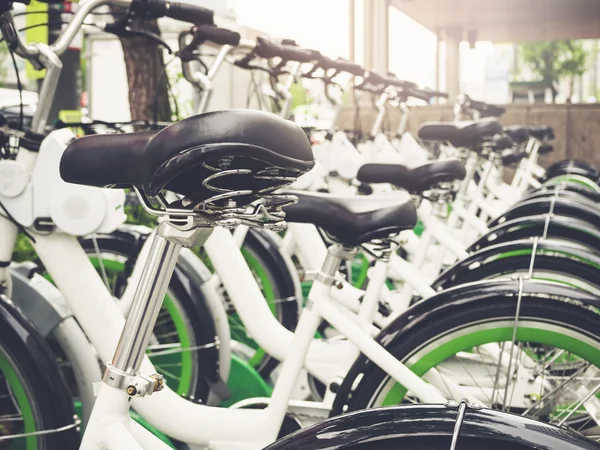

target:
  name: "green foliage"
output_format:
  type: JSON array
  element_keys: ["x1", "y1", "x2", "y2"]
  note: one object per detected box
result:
[
  {"x1": 124, "y1": 202, "x2": 158, "y2": 228},
  {"x1": 13, "y1": 234, "x2": 36, "y2": 263},
  {"x1": 168, "y1": 69, "x2": 191, "y2": 121},
  {"x1": 289, "y1": 83, "x2": 311, "y2": 110},
  {"x1": 518, "y1": 40, "x2": 589, "y2": 99}
]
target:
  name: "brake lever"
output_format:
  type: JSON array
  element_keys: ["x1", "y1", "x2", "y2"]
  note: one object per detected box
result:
[{"x1": 104, "y1": 15, "x2": 173, "y2": 54}]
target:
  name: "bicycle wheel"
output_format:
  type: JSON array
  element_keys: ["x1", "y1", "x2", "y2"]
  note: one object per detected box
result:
[
  {"x1": 0, "y1": 295, "x2": 80, "y2": 449},
  {"x1": 331, "y1": 280, "x2": 600, "y2": 442}
]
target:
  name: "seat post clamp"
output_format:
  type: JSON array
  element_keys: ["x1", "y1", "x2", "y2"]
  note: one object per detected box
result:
[{"x1": 103, "y1": 363, "x2": 164, "y2": 397}]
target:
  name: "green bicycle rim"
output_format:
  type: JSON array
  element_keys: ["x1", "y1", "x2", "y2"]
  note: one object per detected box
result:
[
  {"x1": 0, "y1": 347, "x2": 38, "y2": 450},
  {"x1": 545, "y1": 175, "x2": 600, "y2": 192},
  {"x1": 380, "y1": 323, "x2": 600, "y2": 406}
]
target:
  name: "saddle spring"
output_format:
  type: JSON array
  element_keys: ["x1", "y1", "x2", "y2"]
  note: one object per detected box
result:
[
  {"x1": 363, "y1": 235, "x2": 396, "y2": 262},
  {"x1": 193, "y1": 157, "x2": 301, "y2": 230}
]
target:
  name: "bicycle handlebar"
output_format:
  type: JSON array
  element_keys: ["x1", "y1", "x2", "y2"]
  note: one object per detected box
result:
[
  {"x1": 179, "y1": 24, "x2": 240, "y2": 61},
  {"x1": 363, "y1": 72, "x2": 418, "y2": 90},
  {"x1": 459, "y1": 94, "x2": 505, "y2": 117},
  {"x1": 254, "y1": 37, "x2": 319, "y2": 63},
  {"x1": 317, "y1": 55, "x2": 364, "y2": 77},
  {"x1": 401, "y1": 86, "x2": 448, "y2": 102},
  {"x1": 163, "y1": 1, "x2": 213, "y2": 24},
  {"x1": 191, "y1": 24, "x2": 240, "y2": 47},
  {"x1": 2, "y1": 0, "x2": 216, "y2": 59}
]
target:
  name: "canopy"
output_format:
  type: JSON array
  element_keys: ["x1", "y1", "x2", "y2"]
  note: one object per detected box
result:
[{"x1": 390, "y1": 0, "x2": 600, "y2": 42}]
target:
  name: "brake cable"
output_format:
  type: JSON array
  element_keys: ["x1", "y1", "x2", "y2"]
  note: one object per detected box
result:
[{"x1": 104, "y1": 9, "x2": 172, "y2": 54}]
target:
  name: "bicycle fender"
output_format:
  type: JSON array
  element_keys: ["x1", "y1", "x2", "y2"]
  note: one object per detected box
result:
[
  {"x1": 489, "y1": 197, "x2": 600, "y2": 229},
  {"x1": 469, "y1": 214, "x2": 600, "y2": 253},
  {"x1": 434, "y1": 238, "x2": 600, "y2": 290},
  {"x1": 267, "y1": 403, "x2": 599, "y2": 449},
  {"x1": 10, "y1": 261, "x2": 73, "y2": 337}
]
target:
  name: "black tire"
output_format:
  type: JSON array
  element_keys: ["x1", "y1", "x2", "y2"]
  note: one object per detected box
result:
[
  {"x1": 331, "y1": 291, "x2": 600, "y2": 418},
  {"x1": 434, "y1": 239, "x2": 600, "y2": 295},
  {"x1": 0, "y1": 296, "x2": 80, "y2": 449}
]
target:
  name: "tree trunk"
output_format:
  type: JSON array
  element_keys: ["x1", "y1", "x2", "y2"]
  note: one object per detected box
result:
[
  {"x1": 116, "y1": 15, "x2": 171, "y2": 122},
  {"x1": 567, "y1": 77, "x2": 575, "y2": 103}
]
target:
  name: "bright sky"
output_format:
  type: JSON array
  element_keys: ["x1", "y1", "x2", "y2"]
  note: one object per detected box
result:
[
  {"x1": 229, "y1": 0, "x2": 351, "y2": 59},
  {"x1": 227, "y1": 0, "x2": 512, "y2": 102},
  {"x1": 229, "y1": 0, "x2": 438, "y2": 85}
]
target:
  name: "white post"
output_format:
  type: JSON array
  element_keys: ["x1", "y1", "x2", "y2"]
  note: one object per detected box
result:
[
  {"x1": 349, "y1": 0, "x2": 355, "y2": 61},
  {"x1": 362, "y1": 0, "x2": 389, "y2": 73},
  {"x1": 445, "y1": 27, "x2": 462, "y2": 101}
]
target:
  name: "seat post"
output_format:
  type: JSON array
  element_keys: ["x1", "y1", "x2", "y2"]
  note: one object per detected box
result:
[
  {"x1": 457, "y1": 152, "x2": 479, "y2": 198},
  {"x1": 105, "y1": 221, "x2": 213, "y2": 397},
  {"x1": 316, "y1": 244, "x2": 357, "y2": 286}
]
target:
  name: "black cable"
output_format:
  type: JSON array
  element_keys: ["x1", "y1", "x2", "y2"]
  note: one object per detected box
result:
[
  {"x1": 247, "y1": 70, "x2": 264, "y2": 110},
  {"x1": 197, "y1": 57, "x2": 208, "y2": 74},
  {"x1": 245, "y1": 73, "x2": 254, "y2": 108},
  {"x1": 1, "y1": 21, "x2": 104, "y2": 44},
  {"x1": 7, "y1": 23, "x2": 23, "y2": 132},
  {"x1": 13, "y1": 11, "x2": 74, "y2": 17}
]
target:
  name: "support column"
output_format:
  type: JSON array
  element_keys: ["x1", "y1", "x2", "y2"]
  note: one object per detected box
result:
[
  {"x1": 435, "y1": 28, "x2": 440, "y2": 103},
  {"x1": 349, "y1": 0, "x2": 355, "y2": 62},
  {"x1": 362, "y1": 0, "x2": 389, "y2": 73},
  {"x1": 444, "y1": 27, "x2": 462, "y2": 101}
]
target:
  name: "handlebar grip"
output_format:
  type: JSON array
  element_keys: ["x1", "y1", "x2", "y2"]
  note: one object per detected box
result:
[
  {"x1": 166, "y1": 1, "x2": 214, "y2": 25},
  {"x1": 192, "y1": 25, "x2": 241, "y2": 46},
  {"x1": 255, "y1": 37, "x2": 318, "y2": 63},
  {"x1": 363, "y1": 71, "x2": 387, "y2": 86},
  {"x1": 319, "y1": 56, "x2": 364, "y2": 77},
  {"x1": 404, "y1": 87, "x2": 433, "y2": 102},
  {"x1": 467, "y1": 98, "x2": 505, "y2": 116},
  {"x1": 365, "y1": 71, "x2": 416, "y2": 90}
]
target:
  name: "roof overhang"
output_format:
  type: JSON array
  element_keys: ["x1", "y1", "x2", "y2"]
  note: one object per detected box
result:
[{"x1": 390, "y1": 0, "x2": 600, "y2": 42}]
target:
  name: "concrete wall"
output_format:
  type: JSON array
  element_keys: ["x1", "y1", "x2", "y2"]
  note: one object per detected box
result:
[{"x1": 337, "y1": 103, "x2": 600, "y2": 168}]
